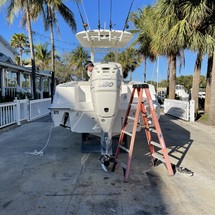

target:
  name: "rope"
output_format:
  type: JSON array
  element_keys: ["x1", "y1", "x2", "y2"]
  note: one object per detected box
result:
[{"x1": 25, "y1": 122, "x2": 53, "y2": 156}]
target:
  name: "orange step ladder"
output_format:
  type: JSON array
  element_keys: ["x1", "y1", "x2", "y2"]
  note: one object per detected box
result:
[{"x1": 112, "y1": 83, "x2": 174, "y2": 182}]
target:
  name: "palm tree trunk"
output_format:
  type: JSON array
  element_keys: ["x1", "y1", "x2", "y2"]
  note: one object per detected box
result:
[
  {"x1": 19, "y1": 48, "x2": 23, "y2": 66},
  {"x1": 191, "y1": 51, "x2": 202, "y2": 112},
  {"x1": 143, "y1": 56, "x2": 146, "y2": 82},
  {"x1": 130, "y1": 70, "x2": 132, "y2": 82},
  {"x1": 208, "y1": 51, "x2": 215, "y2": 125},
  {"x1": 48, "y1": 5, "x2": 55, "y2": 74},
  {"x1": 48, "y1": 4, "x2": 55, "y2": 101},
  {"x1": 26, "y1": 0, "x2": 37, "y2": 99},
  {"x1": 168, "y1": 54, "x2": 176, "y2": 99},
  {"x1": 204, "y1": 54, "x2": 213, "y2": 114},
  {"x1": 166, "y1": 56, "x2": 171, "y2": 97}
]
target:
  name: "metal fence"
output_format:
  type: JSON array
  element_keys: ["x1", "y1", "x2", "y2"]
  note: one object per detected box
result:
[
  {"x1": 164, "y1": 99, "x2": 195, "y2": 122},
  {"x1": 0, "y1": 98, "x2": 51, "y2": 129}
]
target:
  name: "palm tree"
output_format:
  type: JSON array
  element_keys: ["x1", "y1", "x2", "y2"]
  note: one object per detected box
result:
[
  {"x1": 32, "y1": 0, "x2": 79, "y2": 101},
  {"x1": 178, "y1": 1, "x2": 213, "y2": 112},
  {"x1": 34, "y1": 42, "x2": 52, "y2": 71},
  {"x1": 69, "y1": 46, "x2": 90, "y2": 80},
  {"x1": 163, "y1": 0, "x2": 214, "y2": 122},
  {"x1": 129, "y1": 7, "x2": 156, "y2": 82},
  {"x1": 129, "y1": 1, "x2": 185, "y2": 98},
  {"x1": 150, "y1": 0, "x2": 188, "y2": 99},
  {"x1": 175, "y1": 0, "x2": 215, "y2": 114},
  {"x1": 10, "y1": 33, "x2": 29, "y2": 66},
  {"x1": 38, "y1": 0, "x2": 78, "y2": 75},
  {"x1": 118, "y1": 47, "x2": 140, "y2": 81},
  {"x1": 103, "y1": 52, "x2": 115, "y2": 63},
  {"x1": 0, "y1": 0, "x2": 38, "y2": 99}
]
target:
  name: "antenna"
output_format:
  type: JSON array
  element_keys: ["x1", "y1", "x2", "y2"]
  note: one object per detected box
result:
[
  {"x1": 123, "y1": 0, "x2": 134, "y2": 32},
  {"x1": 76, "y1": 1, "x2": 90, "y2": 41},
  {"x1": 120, "y1": 0, "x2": 134, "y2": 41},
  {"x1": 98, "y1": 0, "x2": 101, "y2": 30},
  {"x1": 76, "y1": 2, "x2": 88, "y2": 30},
  {"x1": 81, "y1": 0, "x2": 91, "y2": 30},
  {"x1": 109, "y1": 0, "x2": 112, "y2": 30}
]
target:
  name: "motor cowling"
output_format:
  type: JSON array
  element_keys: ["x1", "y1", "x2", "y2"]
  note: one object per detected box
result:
[{"x1": 90, "y1": 63, "x2": 122, "y2": 132}]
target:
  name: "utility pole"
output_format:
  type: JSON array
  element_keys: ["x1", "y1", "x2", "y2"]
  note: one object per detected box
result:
[{"x1": 156, "y1": 57, "x2": 159, "y2": 93}]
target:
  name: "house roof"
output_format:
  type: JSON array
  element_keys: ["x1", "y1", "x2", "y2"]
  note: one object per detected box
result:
[
  {"x1": 0, "y1": 60, "x2": 32, "y2": 73},
  {"x1": 0, "y1": 61, "x2": 52, "y2": 77},
  {"x1": 0, "y1": 34, "x2": 19, "y2": 56},
  {"x1": 0, "y1": 52, "x2": 14, "y2": 64}
]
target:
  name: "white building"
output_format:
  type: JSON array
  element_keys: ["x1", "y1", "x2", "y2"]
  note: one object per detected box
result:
[
  {"x1": 0, "y1": 34, "x2": 55, "y2": 101},
  {"x1": 0, "y1": 34, "x2": 18, "y2": 62}
]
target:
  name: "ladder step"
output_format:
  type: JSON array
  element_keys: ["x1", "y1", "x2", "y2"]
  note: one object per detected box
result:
[
  {"x1": 119, "y1": 145, "x2": 129, "y2": 153},
  {"x1": 123, "y1": 130, "x2": 132, "y2": 137},
  {"x1": 150, "y1": 141, "x2": 162, "y2": 148},
  {"x1": 130, "y1": 103, "x2": 138, "y2": 108},
  {"x1": 149, "y1": 127, "x2": 157, "y2": 133},
  {"x1": 116, "y1": 159, "x2": 127, "y2": 170},
  {"x1": 143, "y1": 126, "x2": 157, "y2": 133},
  {"x1": 152, "y1": 152, "x2": 166, "y2": 163},
  {"x1": 127, "y1": 116, "x2": 135, "y2": 121}
]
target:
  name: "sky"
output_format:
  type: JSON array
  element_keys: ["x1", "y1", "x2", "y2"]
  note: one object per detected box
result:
[{"x1": 0, "y1": 0, "x2": 208, "y2": 83}]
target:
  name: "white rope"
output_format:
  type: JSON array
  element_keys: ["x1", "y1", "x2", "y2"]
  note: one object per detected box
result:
[
  {"x1": 25, "y1": 122, "x2": 53, "y2": 156},
  {"x1": 81, "y1": 0, "x2": 91, "y2": 30}
]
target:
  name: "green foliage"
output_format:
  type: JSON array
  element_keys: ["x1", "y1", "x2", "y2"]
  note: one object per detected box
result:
[
  {"x1": 69, "y1": 46, "x2": 90, "y2": 80},
  {"x1": 159, "y1": 80, "x2": 168, "y2": 88},
  {"x1": 16, "y1": 92, "x2": 32, "y2": 100},
  {"x1": 103, "y1": 52, "x2": 115, "y2": 63},
  {"x1": 10, "y1": 33, "x2": 29, "y2": 65},
  {"x1": 34, "y1": 42, "x2": 52, "y2": 70},
  {"x1": 158, "y1": 75, "x2": 206, "y2": 92},
  {"x1": 146, "y1": 80, "x2": 157, "y2": 89},
  {"x1": 0, "y1": 95, "x2": 14, "y2": 103},
  {"x1": 118, "y1": 48, "x2": 140, "y2": 80},
  {"x1": 176, "y1": 75, "x2": 193, "y2": 91}
]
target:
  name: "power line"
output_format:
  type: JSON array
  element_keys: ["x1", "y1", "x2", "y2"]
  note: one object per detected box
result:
[
  {"x1": 33, "y1": 31, "x2": 78, "y2": 46},
  {"x1": 32, "y1": 31, "x2": 79, "y2": 52}
]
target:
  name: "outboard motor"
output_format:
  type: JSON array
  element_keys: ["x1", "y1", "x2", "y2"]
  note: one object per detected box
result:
[{"x1": 90, "y1": 63, "x2": 122, "y2": 161}]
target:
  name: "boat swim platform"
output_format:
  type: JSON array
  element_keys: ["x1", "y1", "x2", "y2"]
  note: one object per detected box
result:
[{"x1": 0, "y1": 114, "x2": 215, "y2": 215}]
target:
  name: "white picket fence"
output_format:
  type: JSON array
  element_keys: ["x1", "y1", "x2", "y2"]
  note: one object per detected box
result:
[
  {"x1": 0, "y1": 97, "x2": 195, "y2": 129},
  {"x1": 164, "y1": 99, "x2": 195, "y2": 122},
  {"x1": 0, "y1": 98, "x2": 51, "y2": 129}
]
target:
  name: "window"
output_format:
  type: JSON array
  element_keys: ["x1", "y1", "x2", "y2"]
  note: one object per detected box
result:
[
  {"x1": 4, "y1": 70, "x2": 17, "y2": 87},
  {"x1": 20, "y1": 73, "x2": 31, "y2": 87}
]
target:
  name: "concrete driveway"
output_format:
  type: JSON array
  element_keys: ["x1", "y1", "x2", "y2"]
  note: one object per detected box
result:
[{"x1": 0, "y1": 114, "x2": 215, "y2": 215}]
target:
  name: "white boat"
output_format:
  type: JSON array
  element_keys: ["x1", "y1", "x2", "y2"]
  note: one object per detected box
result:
[
  {"x1": 175, "y1": 84, "x2": 189, "y2": 101},
  {"x1": 49, "y1": 29, "x2": 160, "y2": 170}
]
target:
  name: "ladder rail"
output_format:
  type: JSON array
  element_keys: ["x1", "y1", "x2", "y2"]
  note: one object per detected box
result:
[
  {"x1": 115, "y1": 87, "x2": 136, "y2": 158},
  {"x1": 139, "y1": 95, "x2": 154, "y2": 155},
  {"x1": 124, "y1": 88, "x2": 143, "y2": 181},
  {"x1": 113, "y1": 84, "x2": 174, "y2": 182},
  {"x1": 144, "y1": 88, "x2": 174, "y2": 176}
]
